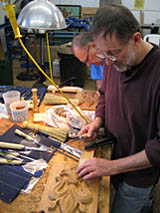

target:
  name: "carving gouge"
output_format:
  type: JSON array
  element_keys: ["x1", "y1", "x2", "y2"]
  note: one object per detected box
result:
[
  {"x1": 67, "y1": 133, "x2": 88, "y2": 143},
  {"x1": 15, "y1": 129, "x2": 37, "y2": 143},
  {"x1": 0, "y1": 141, "x2": 48, "y2": 152},
  {"x1": 56, "y1": 149, "x2": 79, "y2": 162},
  {"x1": 0, "y1": 150, "x2": 35, "y2": 161},
  {"x1": 16, "y1": 129, "x2": 81, "y2": 158},
  {"x1": 84, "y1": 136, "x2": 115, "y2": 150},
  {"x1": 49, "y1": 137, "x2": 82, "y2": 158},
  {"x1": 0, "y1": 158, "x2": 26, "y2": 165},
  {"x1": 15, "y1": 129, "x2": 52, "y2": 152}
]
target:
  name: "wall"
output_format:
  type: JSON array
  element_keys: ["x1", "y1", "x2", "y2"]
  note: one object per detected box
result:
[
  {"x1": 50, "y1": 0, "x2": 99, "y2": 7},
  {"x1": 51, "y1": 0, "x2": 160, "y2": 24},
  {"x1": 123, "y1": 0, "x2": 160, "y2": 10},
  {"x1": 122, "y1": 0, "x2": 160, "y2": 24},
  {"x1": 100, "y1": 0, "x2": 121, "y2": 7}
]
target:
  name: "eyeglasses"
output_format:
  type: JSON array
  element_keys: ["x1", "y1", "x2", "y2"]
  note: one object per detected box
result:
[
  {"x1": 96, "y1": 38, "x2": 134, "y2": 62},
  {"x1": 83, "y1": 45, "x2": 90, "y2": 64},
  {"x1": 96, "y1": 46, "x2": 124, "y2": 62},
  {"x1": 104, "y1": 54, "x2": 118, "y2": 62},
  {"x1": 97, "y1": 52, "x2": 118, "y2": 62},
  {"x1": 84, "y1": 45, "x2": 118, "y2": 64}
]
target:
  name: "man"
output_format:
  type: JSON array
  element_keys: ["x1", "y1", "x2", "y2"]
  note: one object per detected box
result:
[
  {"x1": 72, "y1": 32, "x2": 104, "y2": 92},
  {"x1": 76, "y1": 4, "x2": 160, "y2": 213}
]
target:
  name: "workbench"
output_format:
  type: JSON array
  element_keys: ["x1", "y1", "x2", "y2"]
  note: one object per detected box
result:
[{"x1": 0, "y1": 90, "x2": 111, "y2": 213}]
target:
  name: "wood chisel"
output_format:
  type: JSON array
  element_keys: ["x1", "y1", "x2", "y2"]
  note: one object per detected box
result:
[
  {"x1": 67, "y1": 133, "x2": 88, "y2": 143},
  {"x1": 0, "y1": 141, "x2": 48, "y2": 152},
  {"x1": 0, "y1": 151, "x2": 23, "y2": 161},
  {"x1": 84, "y1": 136, "x2": 115, "y2": 150},
  {"x1": 0, "y1": 158, "x2": 26, "y2": 165},
  {"x1": 15, "y1": 129, "x2": 52, "y2": 152},
  {"x1": 49, "y1": 137, "x2": 82, "y2": 158},
  {"x1": 0, "y1": 150, "x2": 34, "y2": 161},
  {"x1": 16, "y1": 129, "x2": 81, "y2": 158},
  {"x1": 0, "y1": 152, "x2": 28, "y2": 164},
  {"x1": 56, "y1": 149, "x2": 79, "y2": 162}
]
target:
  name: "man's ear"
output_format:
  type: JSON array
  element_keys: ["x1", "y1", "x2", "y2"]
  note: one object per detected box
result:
[{"x1": 131, "y1": 32, "x2": 142, "y2": 46}]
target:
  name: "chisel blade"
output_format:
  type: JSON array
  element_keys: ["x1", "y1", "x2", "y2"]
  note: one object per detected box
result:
[{"x1": 49, "y1": 137, "x2": 82, "y2": 158}]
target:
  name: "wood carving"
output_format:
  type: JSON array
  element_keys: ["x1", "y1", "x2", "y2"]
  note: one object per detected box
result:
[
  {"x1": 77, "y1": 90, "x2": 98, "y2": 111},
  {"x1": 48, "y1": 166, "x2": 93, "y2": 213},
  {"x1": 38, "y1": 155, "x2": 99, "y2": 213},
  {"x1": 50, "y1": 90, "x2": 98, "y2": 111}
]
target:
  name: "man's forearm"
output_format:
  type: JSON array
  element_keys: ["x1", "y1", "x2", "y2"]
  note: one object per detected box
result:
[
  {"x1": 112, "y1": 150, "x2": 152, "y2": 175},
  {"x1": 94, "y1": 116, "x2": 103, "y2": 129}
]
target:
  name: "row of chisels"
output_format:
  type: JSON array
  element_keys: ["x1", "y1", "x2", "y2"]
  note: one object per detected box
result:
[
  {"x1": 0, "y1": 128, "x2": 82, "y2": 163},
  {"x1": 0, "y1": 127, "x2": 114, "y2": 164},
  {"x1": 15, "y1": 129, "x2": 82, "y2": 159}
]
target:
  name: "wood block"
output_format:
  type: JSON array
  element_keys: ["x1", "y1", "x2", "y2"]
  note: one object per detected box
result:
[{"x1": 79, "y1": 150, "x2": 94, "y2": 166}]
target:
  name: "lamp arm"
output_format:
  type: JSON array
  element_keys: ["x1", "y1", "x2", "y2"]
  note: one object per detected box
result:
[{"x1": 2, "y1": 0, "x2": 21, "y2": 39}]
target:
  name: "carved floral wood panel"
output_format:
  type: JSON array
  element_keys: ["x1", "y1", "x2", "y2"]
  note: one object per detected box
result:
[{"x1": 38, "y1": 156, "x2": 99, "y2": 213}]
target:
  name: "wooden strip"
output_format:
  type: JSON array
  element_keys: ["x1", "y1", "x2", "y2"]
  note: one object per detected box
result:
[
  {"x1": 79, "y1": 150, "x2": 95, "y2": 166},
  {"x1": 99, "y1": 144, "x2": 112, "y2": 213}
]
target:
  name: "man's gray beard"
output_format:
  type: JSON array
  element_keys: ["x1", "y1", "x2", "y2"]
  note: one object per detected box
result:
[
  {"x1": 113, "y1": 64, "x2": 131, "y2": 72},
  {"x1": 114, "y1": 45, "x2": 136, "y2": 72}
]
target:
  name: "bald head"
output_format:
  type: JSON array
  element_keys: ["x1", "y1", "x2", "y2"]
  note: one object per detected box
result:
[{"x1": 72, "y1": 32, "x2": 103, "y2": 66}]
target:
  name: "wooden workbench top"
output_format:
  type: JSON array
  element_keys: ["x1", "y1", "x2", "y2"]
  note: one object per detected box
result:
[{"x1": 0, "y1": 90, "x2": 111, "y2": 213}]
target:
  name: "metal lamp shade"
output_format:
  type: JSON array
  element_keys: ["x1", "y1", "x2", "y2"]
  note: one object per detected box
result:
[{"x1": 17, "y1": 0, "x2": 67, "y2": 33}]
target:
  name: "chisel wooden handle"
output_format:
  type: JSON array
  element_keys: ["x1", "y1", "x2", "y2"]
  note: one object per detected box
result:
[
  {"x1": 15, "y1": 129, "x2": 34, "y2": 141},
  {"x1": 0, "y1": 141, "x2": 47, "y2": 152},
  {"x1": 0, "y1": 142, "x2": 25, "y2": 150},
  {"x1": 0, "y1": 158, "x2": 23, "y2": 165}
]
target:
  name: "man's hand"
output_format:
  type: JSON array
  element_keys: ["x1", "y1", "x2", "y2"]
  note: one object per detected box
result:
[
  {"x1": 76, "y1": 150, "x2": 152, "y2": 180},
  {"x1": 78, "y1": 117, "x2": 103, "y2": 140},
  {"x1": 76, "y1": 158, "x2": 116, "y2": 180}
]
